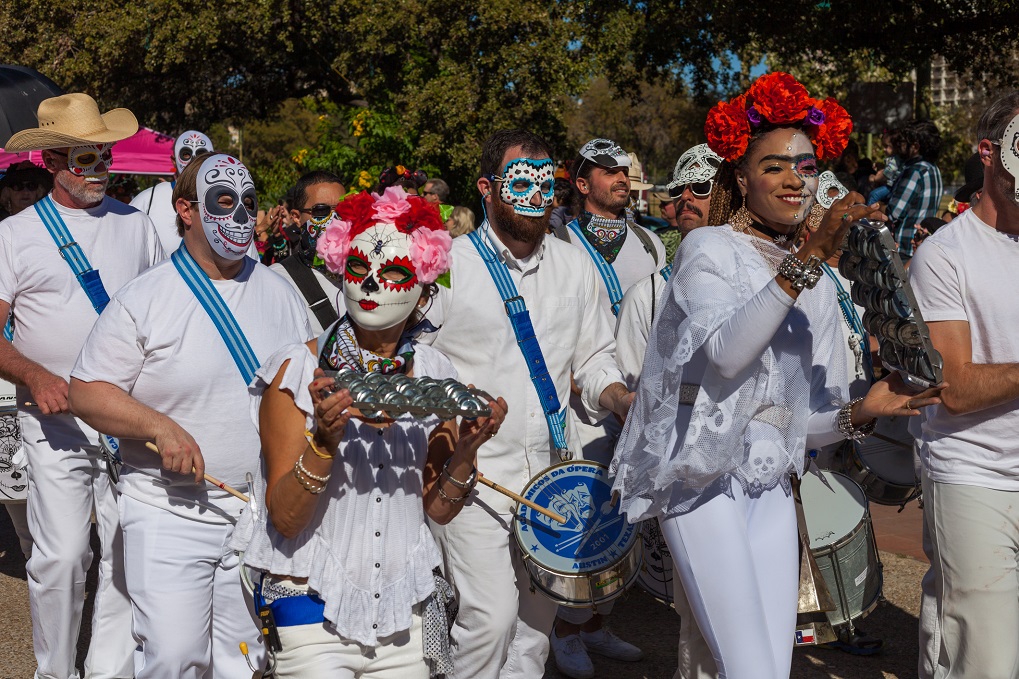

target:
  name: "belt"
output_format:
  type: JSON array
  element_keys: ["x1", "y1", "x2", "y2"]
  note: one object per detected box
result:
[
  {"x1": 753, "y1": 405, "x2": 793, "y2": 431},
  {"x1": 678, "y1": 383, "x2": 700, "y2": 406}
]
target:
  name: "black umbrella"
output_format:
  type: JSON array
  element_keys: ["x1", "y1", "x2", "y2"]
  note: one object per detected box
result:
[{"x1": 0, "y1": 65, "x2": 63, "y2": 148}]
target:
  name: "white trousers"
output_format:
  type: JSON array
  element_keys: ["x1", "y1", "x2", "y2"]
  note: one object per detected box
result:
[
  {"x1": 659, "y1": 480, "x2": 798, "y2": 679},
  {"x1": 919, "y1": 470, "x2": 1019, "y2": 679},
  {"x1": 119, "y1": 495, "x2": 264, "y2": 679},
  {"x1": 22, "y1": 413, "x2": 134, "y2": 679},
  {"x1": 4, "y1": 501, "x2": 32, "y2": 559},
  {"x1": 429, "y1": 502, "x2": 559, "y2": 679},
  {"x1": 672, "y1": 580, "x2": 717, "y2": 679},
  {"x1": 274, "y1": 607, "x2": 428, "y2": 679}
]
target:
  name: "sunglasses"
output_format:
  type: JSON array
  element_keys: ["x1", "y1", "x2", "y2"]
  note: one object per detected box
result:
[
  {"x1": 668, "y1": 180, "x2": 713, "y2": 199},
  {"x1": 8, "y1": 180, "x2": 38, "y2": 192},
  {"x1": 299, "y1": 203, "x2": 336, "y2": 220}
]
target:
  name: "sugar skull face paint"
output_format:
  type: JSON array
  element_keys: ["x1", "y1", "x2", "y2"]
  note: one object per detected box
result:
[
  {"x1": 343, "y1": 222, "x2": 423, "y2": 330},
  {"x1": 174, "y1": 131, "x2": 213, "y2": 174},
  {"x1": 497, "y1": 158, "x2": 555, "y2": 217},
  {"x1": 816, "y1": 171, "x2": 849, "y2": 209},
  {"x1": 67, "y1": 144, "x2": 114, "y2": 181},
  {"x1": 195, "y1": 154, "x2": 257, "y2": 260},
  {"x1": 743, "y1": 128, "x2": 819, "y2": 227},
  {"x1": 998, "y1": 114, "x2": 1019, "y2": 204}
]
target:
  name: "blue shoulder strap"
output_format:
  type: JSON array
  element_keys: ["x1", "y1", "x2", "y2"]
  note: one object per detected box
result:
[
  {"x1": 658, "y1": 263, "x2": 673, "y2": 281},
  {"x1": 467, "y1": 227, "x2": 570, "y2": 459},
  {"x1": 35, "y1": 196, "x2": 110, "y2": 315},
  {"x1": 3, "y1": 315, "x2": 12, "y2": 341},
  {"x1": 171, "y1": 244, "x2": 260, "y2": 385},
  {"x1": 565, "y1": 219, "x2": 625, "y2": 316}
]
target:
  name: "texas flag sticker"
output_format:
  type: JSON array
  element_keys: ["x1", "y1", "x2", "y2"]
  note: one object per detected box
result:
[{"x1": 795, "y1": 627, "x2": 815, "y2": 645}]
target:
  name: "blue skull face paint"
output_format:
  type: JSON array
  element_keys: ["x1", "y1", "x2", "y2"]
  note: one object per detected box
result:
[{"x1": 497, "y1": 158, "x2": 555, "y2": 217}]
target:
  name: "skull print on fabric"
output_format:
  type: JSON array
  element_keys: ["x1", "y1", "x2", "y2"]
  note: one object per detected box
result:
[
  {"x1": 497, "y1": 158, "x2": 555, "y2": 217},
  {"x1": 999, "y1": 114, "x2": 1019, "y2": 204},
  {"x1": 195, "y1": 154, "x2": 257, "y2": 260},
  {"x1": 67, "y1": 143, "x2": 114, "y2": 181},
  {"x1": 174, "y1": 131, "x2": 213, "y2": 174},
  {"x1": 816, "y1": 171, "x2": 849, "y2": 209},
  {"x1": 343, "y1": 222, "x2": 423, "y2": 331}
]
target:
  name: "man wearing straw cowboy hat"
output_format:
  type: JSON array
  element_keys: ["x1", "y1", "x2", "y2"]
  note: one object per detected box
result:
[{"x1": 0, "y1": 93, "x2": 164, "y2": 679}]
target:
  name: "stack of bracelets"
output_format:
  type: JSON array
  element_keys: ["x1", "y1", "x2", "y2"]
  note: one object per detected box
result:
[
  {"x1": 294, "y1": 429, "x2": 335, "y2": 494},
  {"x1": 437, "y1": 458, "x2": 478, "y2": 503}
]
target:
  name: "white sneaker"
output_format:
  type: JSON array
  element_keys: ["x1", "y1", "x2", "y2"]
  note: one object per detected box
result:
[
  {"x1": 581, "y1": 627, "x2": 644, "y2": 662},
  {"x1": 550, "y1": 631, "x2": 595, "y2": 679}
]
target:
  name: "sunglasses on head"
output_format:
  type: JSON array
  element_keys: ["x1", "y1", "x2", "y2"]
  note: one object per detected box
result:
[
  {"x1": 299, "y1": 203, "x2": 336, "y2": 220},
  {"x1": 668, "y1": 179, "x2": 713, "y2": 199}
]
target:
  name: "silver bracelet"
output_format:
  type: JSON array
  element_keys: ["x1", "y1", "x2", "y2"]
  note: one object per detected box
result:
[
  {"x1": 778, "y1": 254, "x2": 823, "y2": 291},
  {"x1": 437, "y1": 483, "x2": 469, "y2": 503},
  {"x1": 296, "y1": 453, "x2": 331, "y2": 483},
  {"x1": 441, "y1": 458, "x2": 478, "y2": 491},
  {"x1": 836, "y1": 397, "x2": 875, "y2": 441}
]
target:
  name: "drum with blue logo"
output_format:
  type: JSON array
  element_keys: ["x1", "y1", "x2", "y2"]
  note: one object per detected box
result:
[
  {"x1": 512, "y1": 461, "x2": 641, "y2": 608},
  {"x1": 0, "y1": 376, "x2": 27, "y2": 502}
]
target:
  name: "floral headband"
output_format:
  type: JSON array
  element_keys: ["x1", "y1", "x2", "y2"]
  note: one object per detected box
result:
[
  {"x1": 315, "y1": 187, "x2": 452, "y2": 284},
  {"x1": 704, "y1": 72, "x2": 852, "y2": 162}
]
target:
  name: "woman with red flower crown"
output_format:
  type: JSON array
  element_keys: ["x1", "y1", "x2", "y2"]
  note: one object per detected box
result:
[{"x1": 611, "y1": 72, "x2": 944, "y2": 677}]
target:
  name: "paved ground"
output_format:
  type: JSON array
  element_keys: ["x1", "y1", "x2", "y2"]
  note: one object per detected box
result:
[{"x1": 1, "y1": 499, "x2": 929, "y2": 678}]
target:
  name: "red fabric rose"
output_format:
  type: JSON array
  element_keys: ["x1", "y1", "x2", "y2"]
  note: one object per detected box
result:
[
  {"x1": 811, "y1": 97, "x2": 853, "y2": 160},
  {"x1": 335, "y1": 190, "x2": 377, "y2": 233},
  {"x1": 749, "y1": 72, "x2": 811, "y2": 124},
  {"x1": 399, "y1": 195, "x2": 446, "y2": 234},
  {"x1": 705, "y1": 99, "x2": 751, "y2": 162}
]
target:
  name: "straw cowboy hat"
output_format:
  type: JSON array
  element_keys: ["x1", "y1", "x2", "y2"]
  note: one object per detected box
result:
[
  {"x1": 4, "y1": 93, "x2": 138, "y2": 152},
  {"x1": 627, "y1": 153, "x2": 654, "y2": 191}
]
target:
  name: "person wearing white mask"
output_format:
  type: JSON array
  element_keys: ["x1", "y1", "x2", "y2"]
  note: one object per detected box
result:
[{"x1": 68, "y1": 153, "x2": 311, "y2": 678}]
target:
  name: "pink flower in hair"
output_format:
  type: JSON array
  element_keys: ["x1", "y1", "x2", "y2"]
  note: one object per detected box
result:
[
  {"x1": 316, "y1": 218, "x2": 353, "y2": 274},
  {"x1": 372, "y1": 186, "x2": 412, "y2": 223},
  {"x1": 408, "y1": 226, "x2": 453, "y2": 284}
]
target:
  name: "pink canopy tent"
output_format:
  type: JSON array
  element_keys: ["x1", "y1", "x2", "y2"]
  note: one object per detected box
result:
[{"x1": 0, "y1": 127, "x2": 176, "y2": 175}]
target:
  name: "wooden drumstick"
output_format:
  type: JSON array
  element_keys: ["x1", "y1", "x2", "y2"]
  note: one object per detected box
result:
[
  {"x1": 477, "y1": 474, "x2": 566, "y2": 524},
  {"x1": 145, "y1": 441, "x2": 250, "y2": 503}
]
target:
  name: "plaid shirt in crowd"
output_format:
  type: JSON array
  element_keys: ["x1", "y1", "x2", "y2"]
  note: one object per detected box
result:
[{"x1": 886, "y1": 157, "x2": 943, "y2": 259}]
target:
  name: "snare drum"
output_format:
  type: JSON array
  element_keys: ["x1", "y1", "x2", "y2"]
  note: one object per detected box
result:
[
  {"x1": 0, "y1": 376, "x2": 27, "y2": 502},
  {"x1": 839, "y1": 415, "x2": 918, "y2": 505},
  {"x1": 637, "y1": 518, "x2": 674, "y2": 606},
  {"x1": 800, "y1": 470, "x2": 882, "y2": 631},
  {"x1": 513, "y1": 461, "x2": 641, "y2": 608}
]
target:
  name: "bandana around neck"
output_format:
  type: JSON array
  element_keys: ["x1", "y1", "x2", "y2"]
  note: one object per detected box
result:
[
  {"x1": 580, "y1": 211, "x2": 628, "y2": 263},
  {"x1": 320, "y1": 315, "x2": 415, "y2": 375}
]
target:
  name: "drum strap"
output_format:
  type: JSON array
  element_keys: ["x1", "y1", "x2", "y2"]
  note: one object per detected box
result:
[
  {"x1": 171, "y1": 244, "x2": 260, "y2": 385},
  {"x1": 822, "y1": 263, "x2": 873, "y2": 380},
  {"x1": 468, "y1": 226, "x2": 570, "y2": 459},
  {"x1": 565, "y1": 218, "x2": 625, "y2": 316},
  {"x1": 3, "y1": 314, "x2": 11, "y2": 341},
  {"x1": 34, "y1": 196, "x2": 110, "y2": 315}
]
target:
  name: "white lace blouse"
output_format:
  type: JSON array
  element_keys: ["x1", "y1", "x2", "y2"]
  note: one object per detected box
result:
[
  {"x1": 612, "y1": 225, "x2": 849, "y2": 520},
  {"x1": 231, "y1": 341, "x2": 456, "y2": 647}
]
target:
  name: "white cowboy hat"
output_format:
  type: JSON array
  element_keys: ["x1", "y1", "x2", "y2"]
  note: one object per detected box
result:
[
  {"x1": 627, "y1": 152, "x2": 654, "y2": 191},
  {"x1": 4, "y1": 93, "x2": 138, "y2": 152}
]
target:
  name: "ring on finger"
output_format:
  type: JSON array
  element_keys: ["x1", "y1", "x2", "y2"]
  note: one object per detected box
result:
[{"x1": 906, "y1": 400, "x2": 914, "y2": 410}]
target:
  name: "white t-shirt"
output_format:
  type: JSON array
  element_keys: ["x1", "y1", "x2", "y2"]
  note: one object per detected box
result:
[
  {"x1": 71, "y1": 257, "x2": 312, "y2": 523},
  {"x1": 910, "y1": 209, "x2": 1019, "y2": 488},
  {"x1": 130, "y1": 182, "x2": 181, "y2": 255},
  {"x1": 269, "y1": 261, "x2": 344, "y2": 337},
  {"x1": 0, "y1": 195, "x2": 164, "y2": 411}
]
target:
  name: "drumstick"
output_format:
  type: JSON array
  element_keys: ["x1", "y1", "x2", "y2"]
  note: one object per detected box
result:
[
  {"x1": 870, "y1": 432, "x2": 914, "y2": 451},
  {"x1": 477, "y1": 474, "x2": 566, "y2": 524},
  {"x1": 144, "y1": 441, "x2": 250, "y2": 502}
]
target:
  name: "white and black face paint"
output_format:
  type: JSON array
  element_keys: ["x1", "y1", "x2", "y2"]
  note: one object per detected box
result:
[
  {"x1": 174, "y1": 131, "x2": 213, "y2": 174},
  {"x1": 816, "y1": 171, "x2": 849, "y2": 209},
  {"x1": 195, "y1": 155, "x2": 257, "y2": 260},
  {"x1": 999, "y1": 114, "x2": 1019, "y2": 204},
  {"x1": 497, "y1": 158, "x2": 555, "y2": 217}
]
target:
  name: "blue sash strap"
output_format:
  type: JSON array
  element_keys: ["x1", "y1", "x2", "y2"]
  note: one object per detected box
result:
[
  {"x1": 171, "y1": 244, "x2": 260, "y2": 385},
  {"x1": 659, "y1": 263, "x2": 673, "y2": 281},
  {"x1": 34, "y1": 196, "x2": 110, "y2": 315},
  {"x1": 3, "y1": 315, "x2": 12, "y2": 342},
  {"x1": 565, "y1": 219, "x2": 625, "y2": 316},
  {"x1": 467, "y1": 228, "x2": 570, "y2": 457}
]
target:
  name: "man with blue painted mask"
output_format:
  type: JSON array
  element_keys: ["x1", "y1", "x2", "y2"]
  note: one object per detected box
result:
[{"x1": 421, "y1": 129, "x2": 632, "y2": 679}]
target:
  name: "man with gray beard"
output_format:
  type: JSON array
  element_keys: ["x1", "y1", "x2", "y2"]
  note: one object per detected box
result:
[{"x1": 0, "y1": 93, "x2": 164, "y2": 679}]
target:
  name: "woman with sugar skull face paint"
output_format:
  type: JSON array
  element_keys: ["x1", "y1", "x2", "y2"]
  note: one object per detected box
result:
[
  {"x1": 231, "y1": 187, "x2": 508, "y2": 678},
  {"x1": 611, "y1": 73, "x2": 944, "y2": 677}
]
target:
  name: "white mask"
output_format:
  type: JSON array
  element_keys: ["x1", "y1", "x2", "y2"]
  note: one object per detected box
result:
[
  {"x1": 67, "y1": 143, "x2": 113, "y2": 182},
  {"x1": 343, "y1": 222, "x2": 422, "y2": 330},
  {"x1": 497, "y1": 158, "x2": 555, "y2": 217},
  {"x1": 670, "y1": 143, "x2": 722, "y2": 187},
  {"x1": 174, "y1": 130, "x2": 213, "y2": 174},
  {"x1": 816, "y1": 171, "x2": 849, "y2": 209},
  {"x1": 195, "y1": 155, "x2": 257, "y2": 260},
  {"x1": 999, "y1": 114, "x2": 1019, "y2": 204}
]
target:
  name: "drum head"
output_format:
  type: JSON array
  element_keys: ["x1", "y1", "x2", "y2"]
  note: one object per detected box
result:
[
  {"x1": 799, "y1": 471, "x2": 867, "y2": 550},
  {"x1": 513, "y1": 461, "x2": 638, "y2": 576},
  {"x1": 0, "y1": 377, "x2": 15, "y2": 414},
  {"x1": 855, "y1": 416, "x2": 916, "y2": 486}
]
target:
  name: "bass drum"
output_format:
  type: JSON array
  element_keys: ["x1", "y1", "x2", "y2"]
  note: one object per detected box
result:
[
  {"x1": 637, "y1": 518, "x2": 674, "y2": 606},
  {"x1": 0, "y1": 376, "x2": 27, "y2": 502},
  {"x1": 513, "y1": 461, "x2": 641, "y2": 608},
  {"x1": 839, "y1": 415, "x2": 918, "y2": 505}
]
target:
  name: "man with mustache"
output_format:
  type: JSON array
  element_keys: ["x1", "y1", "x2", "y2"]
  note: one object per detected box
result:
[
  {"x1": 422, "y1": 129, "x2": 632, "y2": 679},
  {"x1": 0, "y1": 93, "x2": 164, "y2": 679}
]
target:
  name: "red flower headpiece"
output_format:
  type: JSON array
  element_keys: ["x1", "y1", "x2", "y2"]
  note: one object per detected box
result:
[{"x1": 704, "y1": 72, "x2": 852, "y2": 162}]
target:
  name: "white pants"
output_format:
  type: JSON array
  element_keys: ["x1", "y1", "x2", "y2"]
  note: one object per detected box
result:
[
  {"x1": 275, "y1": 607, "x2": 428, "y2": 678},
  {"x1": 672, "y1": 580, "x2": 717, "y2": 679},
  {"x1": 120, "y1": 495, "x2": 263, "y2": 679},
  {"x1": 919, "y1": 470, "x2": 1019, "y2": 679},
  {"x1": 22, "y1": 413, "x2": 134, "y2": 679},
  {"x1": 429, "y1": 502, "x2": 559, "y2": 679},
  {"x1": 659, "y1": 480, "x2": 798, "y2": 679},
  {"x1": 4, "y1": 501, "x2": 32, "y2": 559}
]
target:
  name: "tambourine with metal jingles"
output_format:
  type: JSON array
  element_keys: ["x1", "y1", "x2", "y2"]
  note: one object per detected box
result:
[{"x1": 318, "y1": 369, "x2": 493, "y2": 421}]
